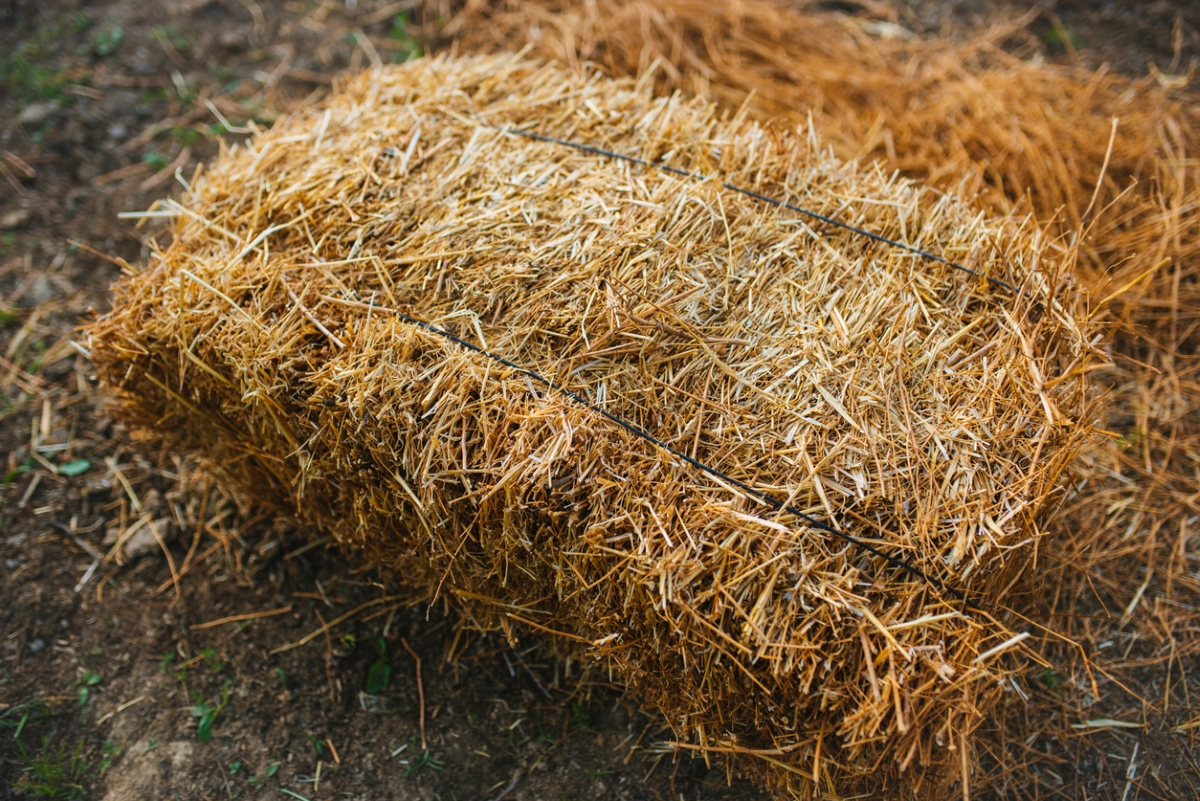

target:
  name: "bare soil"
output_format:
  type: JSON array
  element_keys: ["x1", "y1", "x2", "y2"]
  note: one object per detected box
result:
[{"x1": 1, "y1": 1, "x2": 1196, "y2": 800}]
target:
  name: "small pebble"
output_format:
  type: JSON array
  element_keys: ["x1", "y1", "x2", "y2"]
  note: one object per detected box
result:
[
  {"x1": 5, "y1": 559, "x2": 19, "y2": 569},
  {"x1": 18, "y1": 101, "x2": 57, "y2": 125},
  {"x1": 29, "y1": 639, "x2": 46, "y2": 654}
]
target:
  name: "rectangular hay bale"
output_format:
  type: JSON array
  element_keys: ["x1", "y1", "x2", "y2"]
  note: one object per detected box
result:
[{"x1": 88, "y1": 55, "x2": 1098, "y2": 797}]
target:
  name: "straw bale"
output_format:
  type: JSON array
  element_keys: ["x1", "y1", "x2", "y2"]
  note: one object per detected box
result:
[{"x1": 88, "y1": 55, "x2": 1098, "y2": 797}]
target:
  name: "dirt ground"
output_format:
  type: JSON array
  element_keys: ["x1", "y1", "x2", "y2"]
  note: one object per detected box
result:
[{"x1": 1, "y1": 1, "x2": 1197, "y2": 800}]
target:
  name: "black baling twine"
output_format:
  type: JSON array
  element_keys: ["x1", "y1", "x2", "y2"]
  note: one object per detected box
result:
[
  {"x1": 354, "y1": 296, "x2": 964, "y2": 602},
  {"x1": 503, "y1": 127, "x2": 1023, "y2": 298},
  {"x1": 360, "y1": 126, "x2": 1033, "y2": 606}
]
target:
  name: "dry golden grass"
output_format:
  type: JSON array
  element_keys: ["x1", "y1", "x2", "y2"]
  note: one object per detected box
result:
[{"x1": 88, "y1": 54, "x2": 1099, "y2": 797}]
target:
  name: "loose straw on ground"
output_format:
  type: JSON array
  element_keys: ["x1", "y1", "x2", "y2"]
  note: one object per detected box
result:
[
  {"x1": 402, "y1": 638, "x2": 427, "y2": 753},
  {"x1": 192, "y1": 605, "x2": 294, "y2": 631}
]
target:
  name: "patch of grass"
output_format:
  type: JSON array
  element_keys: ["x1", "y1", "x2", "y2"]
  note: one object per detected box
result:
[
  {"x1": 0, "y1": 18, "x2": 77, "y2": 102},
  {"x1": 12, "y1": 737, "x2": 89, "y2": 800},
  {"x1": 1, "y1": 701, "x2": 54, "y2": 734},
  {"x1": 1, "y1": 58, "x2": 68, "y2": 103},
  {"x1": 3, "y1": 705, "x2": 94, "y2": 800}
]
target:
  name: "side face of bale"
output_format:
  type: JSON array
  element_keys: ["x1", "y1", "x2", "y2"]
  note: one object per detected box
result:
[{"x1": 89, "y1": 55, "x2": 1096, "y2": 797}]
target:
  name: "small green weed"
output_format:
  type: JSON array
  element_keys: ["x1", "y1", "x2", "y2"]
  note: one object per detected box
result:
[
  {"x1": 172, "y1": 125, "x2": 203, "y2": 147},
  {"x1": 96, "y1": 741, "x2": 121, "y2": 772},
  {"x1": 76, "y1": 670, "x2": 102, "y2": 705},
  {"x1": 156, "y1": 25, "x2": 192, "y2": 52},
  {"x1": 364, "y1": 638, "x2": 391, "y2": 694},
  {"x1": 277, "y1": 789, "x2": 312, "y2": 801},
  {"x1": 1116, "y1": 429, "x2": 1144, "y2": 452},
  {"x1": 389, "y1": 12, "x2": 422, "y2": 63},
  {"x1": 3, "y1": 456, "x2": 34, "y2": 484},
  {"x1": 402, "y1": 749, "x2": 443, "y2": 776},
  {"x1": 570, "y1": 702, "x2": 593, "y2": 731},
  {"x1": 169, "y1": 650, "x2": 232, "y2": 743},
  {"x1": 1038, "y1": 668, "x2": 1063, "y2": 697},
  {"x1": 190, "y1": 679, "x2": 231, "y2": 744},
  {"x1": 142, "y1": 151, "x2": 169, "y2": 172},
  {"x1": 57, "y1": 459, "x2": 91, "y2": 477},
  {"x1": 86, "y1": 27, "x2": 124, "y2": 57},
  {"x1": 248, "y1": 762, "x2": 279, "y2": 786},
  {"x1": 1041, "y1": 24, "x2": 1082, "y2": 53},
  {"x1": 297, "y1": 731, "x2": 324, "y2": 757}
]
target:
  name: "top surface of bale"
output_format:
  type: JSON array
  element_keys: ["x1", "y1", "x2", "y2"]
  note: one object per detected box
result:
[{"x1": 90, "y1": 54, "x2": 1096, "y2": 795}]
